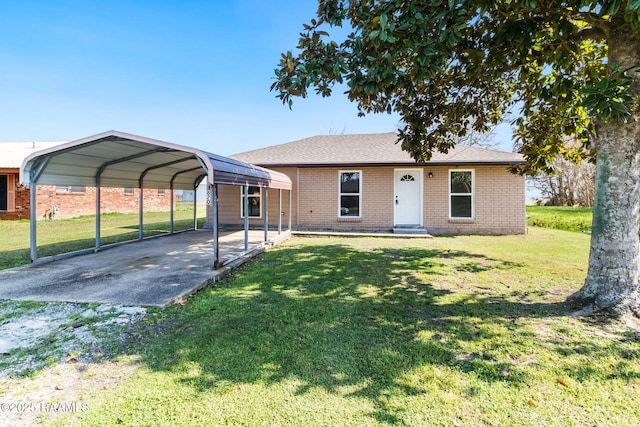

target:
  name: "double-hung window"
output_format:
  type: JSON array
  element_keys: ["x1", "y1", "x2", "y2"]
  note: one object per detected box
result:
[
  {"x1": 240, "y1": 186, "x2": 262, "y2": 218},
  {"x1": 449, "y1": 170, "x2": 474, "y2": 219},
  {"x1": 339, "y1": 171, "x2": 361, "y2": 217}
]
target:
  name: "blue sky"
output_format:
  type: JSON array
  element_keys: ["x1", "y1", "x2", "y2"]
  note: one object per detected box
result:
[{"x1": 0, "y1": 0, "x2": 513, "y2": 155}]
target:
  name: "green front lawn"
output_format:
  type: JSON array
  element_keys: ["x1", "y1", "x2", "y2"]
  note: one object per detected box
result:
[
  {"x1": 50, "y1": 228, "x2": 640, "y2": 427},
  {"x1": 526, "y1": 205, "x2": 593, "y2": 233}
]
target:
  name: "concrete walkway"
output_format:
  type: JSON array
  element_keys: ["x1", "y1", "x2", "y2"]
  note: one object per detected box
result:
[{"x1": 0, "y1": 229, "x2": 289, "y2": 307}]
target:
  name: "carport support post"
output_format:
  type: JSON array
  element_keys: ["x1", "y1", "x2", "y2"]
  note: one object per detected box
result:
[
  {"x1": 27, "y1": 156, "x2": 50, "y2": 262},
  {"x1": 263, "y1": 187, "x2": 269, "y2": 242},
  {"x1": 29, "y1": 178, "x2": 38, "y2": 262},
  {"x1": 288, "y1": 189, "x2": 292, "y2": 231},
  {"x1": 95, "y1": 178, "x2": 101, "y2": 251},
  {"x1": 193, "y1": 183, "x2": 198, "y2": 230},
  {"x1": 138, "y1": 185, "x2": 144, "y2": 240},
  {"x1": 278, "y1": 189, "x2": 282, "y2": 234},
  {"x1": 169, "y1": 183, "x2": 174, "y2": 234},
  {"x1": 243, "y1": 185, "x2": 249, "y2": 252},
  {"x1": 212, "y1": 183, "x2": 219, "y2": 267}
]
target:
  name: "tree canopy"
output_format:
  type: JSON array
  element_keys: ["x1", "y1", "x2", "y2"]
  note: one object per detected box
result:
[{"x1": 272, "y1": 0, "x2": 639, "y2": 173}]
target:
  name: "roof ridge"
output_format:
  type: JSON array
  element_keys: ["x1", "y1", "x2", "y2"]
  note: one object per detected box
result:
[{"x1": 232, "y1": 132, "x2": 399, "y2": 157}]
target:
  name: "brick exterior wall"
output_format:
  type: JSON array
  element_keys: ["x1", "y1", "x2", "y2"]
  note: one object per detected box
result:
[
  {"x1": 34, "y1": 186, "x2": 174, "y2": 220},
  {"x1": 297, "y1": 167, "x2": 394, "y2": 230},
  {"x1": 423, "y1": 165, "x2": 526, "y2": 235},
  {"x1": 0, "y1": 174, "x2": 174, "y2": 221},
  {"x1": 211, "y1": 167, "x2": 297, "y2": 228},
  {"x1": 210, "y1": 165, "x2": 526, "y2": 235}
]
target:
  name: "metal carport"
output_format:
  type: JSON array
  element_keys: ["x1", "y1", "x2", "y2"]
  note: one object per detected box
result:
[{"x1": 21, "y1": 130, "x2": 292, "y2": 267}]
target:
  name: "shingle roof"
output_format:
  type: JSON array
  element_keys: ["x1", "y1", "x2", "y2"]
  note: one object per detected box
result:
[
  {"x1": 0, "y1": 141, "x2": 68, "y2": 169},
  {"x1": 231, "y1": 133, "x2": 525, "y2": 166}
]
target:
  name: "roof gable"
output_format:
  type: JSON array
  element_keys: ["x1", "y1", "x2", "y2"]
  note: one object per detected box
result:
[{"x1": 231, "y1": 133, "x2": 525, "y2": 166}]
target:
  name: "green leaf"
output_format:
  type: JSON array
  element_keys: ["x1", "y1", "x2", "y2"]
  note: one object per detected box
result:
[
  {"x1": 379, "y1": 13, "x2": 389, "y2": 29},
  {"x1": 610, "y1": 101, "x2": 629, "y2": 114},
  {"x1": 581, "y1": 88, "x2": 600, "y2": 95}
]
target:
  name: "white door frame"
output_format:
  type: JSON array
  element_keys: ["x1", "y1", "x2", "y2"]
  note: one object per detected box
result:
[{"x1": 393, "y1": 168, "x2": 423, "y2": 227}]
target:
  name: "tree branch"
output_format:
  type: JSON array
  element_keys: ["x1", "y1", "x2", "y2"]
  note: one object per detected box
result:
[{"x1": 574, "y1": 27, "x2": 607, "y2": 42}]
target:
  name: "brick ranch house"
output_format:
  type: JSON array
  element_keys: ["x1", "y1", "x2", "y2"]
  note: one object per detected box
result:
[
  {"x1": 0, "y1": 141, "x2": 174, "y2": 220},
  {"x1": 212, "y1": 133, "x2": 527, "y2": 235}
]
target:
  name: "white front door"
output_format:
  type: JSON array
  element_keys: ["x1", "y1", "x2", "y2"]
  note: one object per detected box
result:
[{"x1": 394, "y1": 169, "x2": 422, "y2": 226}]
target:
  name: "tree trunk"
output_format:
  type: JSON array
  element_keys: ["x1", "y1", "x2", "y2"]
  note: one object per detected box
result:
[
  {"x1": 568, "y1": 27, "x2": 640, "y2": 316},
  {"x1": 569, "y1": 120, "x2": 640, "y2": 315}
]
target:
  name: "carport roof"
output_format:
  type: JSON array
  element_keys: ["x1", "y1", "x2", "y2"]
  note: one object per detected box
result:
[{"x1": 21, "y1": 130, "x2": 291, "y2": 190}]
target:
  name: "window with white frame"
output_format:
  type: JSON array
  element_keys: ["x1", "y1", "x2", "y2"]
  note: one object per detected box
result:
[
  {"x1": 124, "y1": 187, "x2": 134, "y2": 195},
  {"x1": 449, "y1": 170, "x2": 474, "y2": 219},
  {"x1": 240, "y1": 186, "x2": 262, "y2": 218},
  {"x1": 339, "y1": 171, "x2": 361, "y2": 217}
]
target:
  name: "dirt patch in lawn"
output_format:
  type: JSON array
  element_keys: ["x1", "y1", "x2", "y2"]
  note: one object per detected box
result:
[
  {"x1": 0, "y1": 301, "x2": 149, "y2": 426},
  {"x1": 0, "y1": 358, "x2": 139, "y2": 426}
]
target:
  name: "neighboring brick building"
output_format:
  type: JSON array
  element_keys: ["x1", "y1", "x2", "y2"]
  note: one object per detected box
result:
[
  {"x1": 0, "y1": 141, "x2": 173, "y2": 220},
  {"x1": 34, "y1": 185, "x2": 173, "y2": 220},
  {"x1": 214, "y1": 133, "x2": 527, "y2": 235}
]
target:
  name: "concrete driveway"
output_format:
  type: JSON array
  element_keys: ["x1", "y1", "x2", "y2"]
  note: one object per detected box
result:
[{"x1": 0, "y1": 229, "x2": 288, "y2": 306}]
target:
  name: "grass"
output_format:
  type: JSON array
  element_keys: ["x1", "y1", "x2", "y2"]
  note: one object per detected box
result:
[
  {"x1": 0, "y1": 300, "x2": 47, "y2": 323},
  {"x1": 526, "y1": 205, "x2": 593, "y2": 233},
  {"x1": 47, "y1": 228, "x2": 640, "y2": 427},
  {"x1": 0, "y1": 206, "x2": 206, "y2": 270}
]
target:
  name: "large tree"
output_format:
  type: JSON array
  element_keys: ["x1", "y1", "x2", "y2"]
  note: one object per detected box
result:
[{"x1": 272, "y1": 0, "x2": 640, "y2": 316}]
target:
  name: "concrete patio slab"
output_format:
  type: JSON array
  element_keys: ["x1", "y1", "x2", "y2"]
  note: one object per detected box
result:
[{"x1": 0, "y1": 229, "x2": 289, "y2": 307}]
